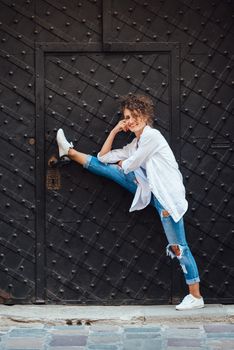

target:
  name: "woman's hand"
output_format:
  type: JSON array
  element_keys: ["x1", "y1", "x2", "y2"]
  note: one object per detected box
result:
[
  {"x1": 117, "y1": 160, "x2": 123, "y2": 167},
  {"x1": 112, "y1": 120, "x2": 128, "y2": 134}
]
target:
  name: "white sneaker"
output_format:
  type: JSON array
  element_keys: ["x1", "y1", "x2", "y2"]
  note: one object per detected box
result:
[
  {"x1": 176, "y1": 294, "x2": 204, "y2": 311},
  {"x1": 56, "y1": 128, "x2": 73, "y2": 159}
]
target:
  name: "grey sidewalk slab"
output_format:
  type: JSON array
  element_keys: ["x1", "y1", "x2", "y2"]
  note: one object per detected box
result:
[
  {"x1": 0, "y1": 323, "x2": 234, "y2": 350},
  {"x1": 0, "y1": 304, "x2": 233, "y2": 327}
]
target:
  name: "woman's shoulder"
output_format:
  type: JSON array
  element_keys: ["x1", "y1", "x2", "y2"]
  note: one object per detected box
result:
[
  {"x1": 143, "y1": 126, "x2": 163, "y2": 138},
  {"x1": 141, "y1": 127, "x2": 168, "y2": 147}
]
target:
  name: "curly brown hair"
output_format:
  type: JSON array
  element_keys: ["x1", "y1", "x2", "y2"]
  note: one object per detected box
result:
[{"x1": 120, "y1": 94, "x2": 154, "y2": 126}]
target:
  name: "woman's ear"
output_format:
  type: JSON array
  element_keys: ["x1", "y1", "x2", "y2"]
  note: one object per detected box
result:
[{"x1": 142, "y1": 115, "x2": 148, "y2": 125}]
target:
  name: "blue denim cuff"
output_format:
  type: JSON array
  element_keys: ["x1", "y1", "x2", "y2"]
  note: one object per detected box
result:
[
  {"x1": 83, "y1": 155, "x2": 92, "y2": 169},
  {"x1": 186, "y1": 277, "x2": 200, "y2": 285}
]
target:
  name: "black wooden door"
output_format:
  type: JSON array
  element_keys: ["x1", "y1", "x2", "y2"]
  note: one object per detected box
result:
[{"x1": 42, "y1": 45, "x2": 179, "y2": 303}]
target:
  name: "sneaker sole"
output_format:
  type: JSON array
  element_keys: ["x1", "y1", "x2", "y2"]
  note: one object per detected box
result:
[{"x1": 176, "y1": 304, "x2": 205, "y2": 311}]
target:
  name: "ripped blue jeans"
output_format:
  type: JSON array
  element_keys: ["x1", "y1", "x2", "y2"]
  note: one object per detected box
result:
[{"x1": 84, "y1": 156, "x2": 200, "y2": 285}]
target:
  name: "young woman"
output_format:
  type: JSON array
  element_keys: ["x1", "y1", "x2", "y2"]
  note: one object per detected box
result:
[{"x1": 56, "y1": 94, "x2": 204, "y2": 310}]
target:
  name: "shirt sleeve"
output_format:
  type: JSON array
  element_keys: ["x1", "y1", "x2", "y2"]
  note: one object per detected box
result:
[
  {"x1": 97, "y1": 140, "x2": 134, "y2": 163},
  {"x1": 121, "y1": 130, "x2": 161, "y2": 174}
]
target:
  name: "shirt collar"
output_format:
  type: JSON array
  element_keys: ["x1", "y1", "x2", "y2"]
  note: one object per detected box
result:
[
  {"x1": 138, "y1": 125, "x2": 151, "y2": 139},
  {"x1": 136, "y1": 125, "x2": 151, "y2": 147}
]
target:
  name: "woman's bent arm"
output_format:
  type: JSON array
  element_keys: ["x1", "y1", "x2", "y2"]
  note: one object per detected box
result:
[
  {"x1": 98, "y1": 129, "x2": 118, "y2": 157},
  {"x1": 99, "y1": 120, "x2": 128, "y2": 157}
]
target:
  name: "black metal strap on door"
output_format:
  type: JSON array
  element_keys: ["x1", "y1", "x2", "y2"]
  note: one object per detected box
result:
[{"x1": 35, "y1": 45, "x2": 46, "y2": 303}]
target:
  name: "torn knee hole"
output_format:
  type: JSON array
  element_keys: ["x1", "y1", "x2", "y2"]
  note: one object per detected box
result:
[
  {"x1": 166, "y1": 244, "x2": 184, "y2": 259},
  {"x1": 162, "y1": 210, "x2": 170, "y2": 218},
  {"x1": 171, "y1": 245, "x2": 181, "y2": 257}
]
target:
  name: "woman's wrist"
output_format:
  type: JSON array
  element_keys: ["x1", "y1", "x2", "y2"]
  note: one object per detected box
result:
[{"x1": 110, "y1": 129, "x2": 118, "y2": 137}]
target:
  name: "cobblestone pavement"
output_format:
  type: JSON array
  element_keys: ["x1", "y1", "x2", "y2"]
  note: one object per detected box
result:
[{"x1": 0, "y1": 323, "x2": 234, "y2": 350}]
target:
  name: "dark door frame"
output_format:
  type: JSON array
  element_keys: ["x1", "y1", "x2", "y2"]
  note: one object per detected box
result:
[{"x1": 35, "y1": 41, "x2": 180, "y2": 303}]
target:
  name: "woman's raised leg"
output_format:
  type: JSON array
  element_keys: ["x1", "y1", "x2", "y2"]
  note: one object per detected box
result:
[
  {"x1": 56, "y1": 129, "x2": 137, "y2": 193},
  {"x1": 68, "y1": 148, "x2": 88, "y2": 166}
]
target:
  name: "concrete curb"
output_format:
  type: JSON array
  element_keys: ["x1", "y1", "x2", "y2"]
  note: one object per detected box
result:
[{"x1": 0, "y1": 304, "x2": 234, "y2": 326}]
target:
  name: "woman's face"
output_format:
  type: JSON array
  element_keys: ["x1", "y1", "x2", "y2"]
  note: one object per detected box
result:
[{"x1": 123, "y1": 108, "x2": 147, "y2": 133}]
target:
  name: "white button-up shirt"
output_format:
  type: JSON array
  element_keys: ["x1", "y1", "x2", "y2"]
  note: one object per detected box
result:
[{"x1": 97, "y1": 125, "x2": 188, "y2": 222}]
